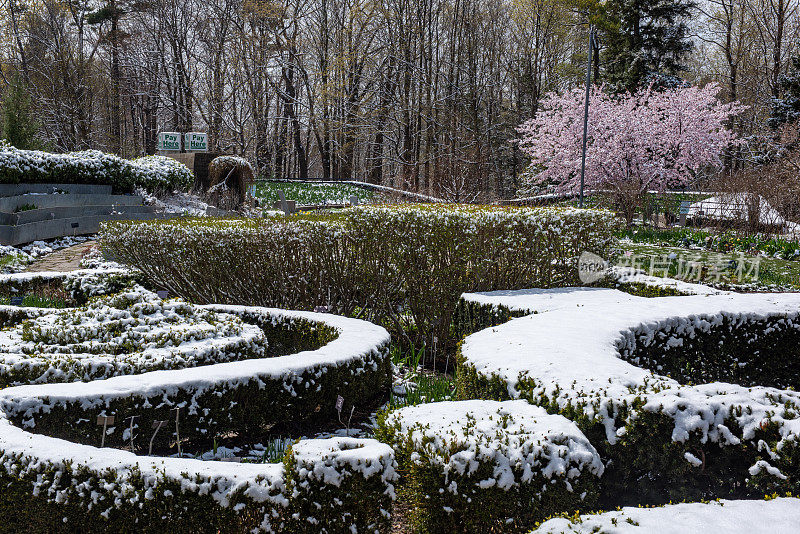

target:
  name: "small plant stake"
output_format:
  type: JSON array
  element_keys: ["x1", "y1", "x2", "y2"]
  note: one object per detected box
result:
[
  {"x1": 149, "y1": 420, "x2": 167, "y2": 456},
  {"x1": 125, "y1": 415, "x2": 138, "y2": 453},
  {"x1": 96, "y1": 415, "x2": 114, "y2": 448},
  {"x1": 336, "y1": 395, "x2": 355, "y2": 436},
  {"x1": 172, "y1": 408, "x2": 182, "y2": 456}
]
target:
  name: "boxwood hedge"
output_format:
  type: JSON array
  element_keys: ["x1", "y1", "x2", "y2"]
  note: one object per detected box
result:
[
  {"x1": 0, "y1": 295, "x2": 396, "y2": 532},
  {"x1": 455, "y1": 288, "x2": 800, "y2": 506},
  {"x1": 99, "y1": 205, "x2": 620, "y2": 348},
  {"x1": 376, "y1": 400, "x2": 604, "y2": 534},
  {"x1": 0, "y1": 142, "x2": 192, "y2": 193}
]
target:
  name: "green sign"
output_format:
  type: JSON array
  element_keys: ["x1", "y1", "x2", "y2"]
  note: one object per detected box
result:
[
  {"x1": 185, "y1": 132, "x2": 208, "y2": 151},
  {"x1": 158, "y1": 132, "x2": 181, "y2": 151}
]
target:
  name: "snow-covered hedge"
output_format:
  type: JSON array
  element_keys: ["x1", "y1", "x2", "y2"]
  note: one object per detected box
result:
[
  {"x1": 131, "y1": 154, "x2": 194, "y2": 192},
  {"x1": 0, "y1": 142, "x2": 192, "y2": 193},
  {"x1": 453, "y1": 270, "x2": 720, "y2": 338},
  {"x1": 0, "y1": 300, "x2": 390, "y2": 449},
  {"x1": 100, "y1": 205, "x2": 619, "y2": 347},
  {"x1": 0, "y1": 295, "x2": 395, "y2": 532},
  {"x1": 284, "y1": 437, "x2": 397, "y2": 532},
  {"x1": 0, "y1": 288, "x2": 307, "y2": 386},
  {"x1": 531, "y1": 497, "x2": 800, "y2": 533},
  {"x1": 0, "y1": 416, "x2": 396, "y2": 533},
  {"x1": 0, "y1": 267, "x2": 139, "y2": 306},
  {"x1": 456, "y1": 288, "x2": 800, "y2": 504},
  {"x1": 376, "y1": 400, "x2": 604, "y2": 533}
]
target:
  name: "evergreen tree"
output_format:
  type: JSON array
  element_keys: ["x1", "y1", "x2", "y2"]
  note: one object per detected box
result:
[
  {"x1": 770, "y1": 56, "x2": 800, "y2": 130},
  {"x1": 1, "y1": 74, "x2": 42, "y2": 150},
  {"x1": 601, "y1": 0, "x2": 696, "y2": 93}
]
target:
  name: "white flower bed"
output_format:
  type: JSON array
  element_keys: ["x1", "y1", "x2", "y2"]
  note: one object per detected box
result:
[
  {"x1": 0, "y1": 287, "x2": 269, "y2": 385},
  {"x1": 458, "y1": 286, "x2": 800, "y2": 500},
  {"x1": 378, "y1": 400, "x2": 604, "y2": 531},
  {"x1": 532, "y1": 497, "x2": 800, "y2": 533}
]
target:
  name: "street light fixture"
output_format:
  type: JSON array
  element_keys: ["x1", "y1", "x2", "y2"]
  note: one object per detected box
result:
[{"x1": 579, "y1": 26, "x2": 597, "y2": 209}]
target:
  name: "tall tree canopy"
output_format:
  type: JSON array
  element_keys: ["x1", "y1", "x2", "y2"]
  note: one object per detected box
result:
[{"x1": 601, "y1": 0, "x2": 697, "y2": 92}]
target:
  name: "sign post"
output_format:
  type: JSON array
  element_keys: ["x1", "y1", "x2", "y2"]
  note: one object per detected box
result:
[
  {"x1": 157, "y1": 132, "x2": 181, "y2": 151},
  {"x1": 184, "y1": 132, "x2": 208, "y2": 152}
]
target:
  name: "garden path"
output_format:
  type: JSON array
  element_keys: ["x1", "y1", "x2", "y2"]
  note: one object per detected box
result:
[{"x1": 25, "y1": 241, "x2": 96, "y2": 272}]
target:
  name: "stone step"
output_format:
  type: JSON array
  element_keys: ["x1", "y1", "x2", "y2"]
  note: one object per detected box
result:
[
  {"x1": 0, "y1": 183, "x2": 114, "y2": 197},
  {"x1": 0, "y1": 194, "x2": 143, "y2": 213},
  {"x1": 0, "y1": 213, "x2": 178, "y2": 246},
  {"x1": 0, "y1": 205, "x2": 157, "y2": 226}
]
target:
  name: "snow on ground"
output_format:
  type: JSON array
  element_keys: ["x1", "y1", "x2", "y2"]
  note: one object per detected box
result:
[
  {"x1": 532, "y1": 498, "x2": 800, "y2": 534},
  {"x1": 137, "y1": 189, "x2": 213, "y2": 216},
  {"x1": 688, "y1": 193, "x2": 790, "y2": 228}
]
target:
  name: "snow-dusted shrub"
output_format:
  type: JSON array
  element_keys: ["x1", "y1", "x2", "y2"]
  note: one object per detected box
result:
[
  {"x1": 100, "y1": 205, "x2": 620, "y2": 347},
  {"x1": 0, "y1": 268, "x2": 139, "y2": 307},
  {"x1": 207, "y1": 155, "x2": 254, "y2": 208},
  {"x1": 376, "y1": 400, "x2": 604, "y2": 533},
  {"x1": 0, "y1": 142, "x2": 191, "y2": 193},
  {"x1": 131, "y1": 154, "x2": 194, "y2": 193},
  {"x1": 456, "y1": 288, "x2": 800, "y2": 505},
  {"x1": 530, "y1": 497, "x2": 800, "y2": 534},
  {"x1": 0, "y1": 298, "x2": 394, "y2": 531},
  {"x1": 284, "y1": 437, "x2": 398, "y2": 532}
]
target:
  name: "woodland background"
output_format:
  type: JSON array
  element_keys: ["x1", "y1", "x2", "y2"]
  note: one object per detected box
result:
[{"x1": 1, "y1": 0, "x2": 799, "y2": 200}]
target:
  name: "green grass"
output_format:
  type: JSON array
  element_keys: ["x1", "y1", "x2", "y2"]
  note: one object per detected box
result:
[
  {"x1": 388, "y1": 343, "x2": 455, "y2": 409},
  {"x1": 254, "y1": 181, "x2": 376, "y2": 206},
  {"x1": 619, "y1": 227, "x2": 800, "y2": 260},
  {"x1": 615, "y1": 241, "x2": 800, "y2": 289}
]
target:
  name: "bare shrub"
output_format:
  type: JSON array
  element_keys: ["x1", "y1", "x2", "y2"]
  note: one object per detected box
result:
[{"x1": 206, "y1": 156, "x2": 255, "y2": 209}]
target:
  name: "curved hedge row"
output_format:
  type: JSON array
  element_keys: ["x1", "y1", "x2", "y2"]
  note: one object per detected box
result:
[
  {"x1": 0, "y1": 419, "x2": 396, "y2": 533},
  {"x1": 0, "y1": 288, "x2": 292, "y2": 386},
  {"x1": 0, "y1": 142, "x2": 192, "y2": 193},
  {"x1": 0, "y1": 294, "x2": 395, "y2": 532},
  {"x1": 456, "y1": 287, "x2": 800, "y2": 505},
  {"x1": 0, "y1": 301, "x2": 390, "y2": 449},
  {"x1": 99, "y1": 205, "x2": 619, "y2": 347}
]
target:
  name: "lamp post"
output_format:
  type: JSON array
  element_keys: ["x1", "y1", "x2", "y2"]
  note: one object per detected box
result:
[{"x1": 579, "y1": 26, "x2": 597, "y2": 209}]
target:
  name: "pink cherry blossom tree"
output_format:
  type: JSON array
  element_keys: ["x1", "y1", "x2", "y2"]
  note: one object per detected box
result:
[{"x1": 516, "y1": 83, "x2": 746, "y2": 224}]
